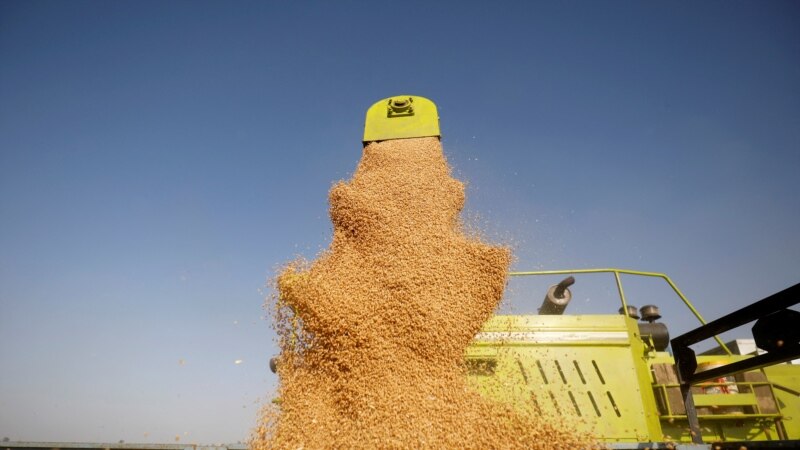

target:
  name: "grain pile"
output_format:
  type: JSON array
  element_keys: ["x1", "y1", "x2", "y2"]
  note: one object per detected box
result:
[{"x1": 251, "y1": 137, "x2": 591, "y2": 449}]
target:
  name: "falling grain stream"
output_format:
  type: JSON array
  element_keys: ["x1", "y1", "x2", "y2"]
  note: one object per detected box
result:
[{"x1": 252, "y1": 137, "x2": 591, "y2": 449}]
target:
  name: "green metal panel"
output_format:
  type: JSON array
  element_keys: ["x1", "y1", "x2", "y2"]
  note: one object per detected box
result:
[
  {"x1": 764, "y1": 364, "x2": 800, "y2": 439},
  {"x1": 465, "y1": 269, "x2": 800, "y2": 445},
  {"x1": 466, "y1": 315, "x2": 797, "y2": 444},
  {"x1": 363, "y1": 95, "x2": 440, "y2": 142},
  {"x1": 466, "y1": 314, "x2": 662, "y2": 443}
]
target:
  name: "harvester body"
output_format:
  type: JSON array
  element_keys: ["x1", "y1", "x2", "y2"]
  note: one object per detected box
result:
[{"x1": 466, "y1": 273, "x2": 800, "y2": 445}]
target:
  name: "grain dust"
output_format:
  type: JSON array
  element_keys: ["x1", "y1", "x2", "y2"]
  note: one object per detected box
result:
[{"x1": 251, "y1": 137, "x2": 592, "y2": 449}]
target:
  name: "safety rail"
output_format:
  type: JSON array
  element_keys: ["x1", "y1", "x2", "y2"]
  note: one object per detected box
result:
[{"x1": 509, "y1": 268, "x2": 732, "y2": 354}]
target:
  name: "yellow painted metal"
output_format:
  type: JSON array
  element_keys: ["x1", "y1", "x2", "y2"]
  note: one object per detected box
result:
[
  {"x1": 464, "y1": 268, "x2": 800, "y2": 444},
  {"x1": 363, "y1": 95, "x2": 440, "y2": 143},
  {"x1": 467, "y1": 314, "x2": 663, "y2": 443},
  {"x1": 764, "y1": 364, "x2": 800, "y2": 438},
  {"x1": 467, "y1": 314, "x2": 792, "y2": 444}
]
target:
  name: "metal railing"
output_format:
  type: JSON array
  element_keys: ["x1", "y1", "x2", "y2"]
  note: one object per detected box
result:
[{"x1": 509, "y1": 268, "x2": 732, "y2": 354}]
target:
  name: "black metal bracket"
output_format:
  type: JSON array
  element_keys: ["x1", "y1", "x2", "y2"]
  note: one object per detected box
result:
[{"x1": 670, "y1": 282, "x2": 800, "y2": 444}]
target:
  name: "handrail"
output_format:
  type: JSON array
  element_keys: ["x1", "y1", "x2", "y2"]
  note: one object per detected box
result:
[{"x1": 509, "y1": 268, "x2": 732, "y2": 355}]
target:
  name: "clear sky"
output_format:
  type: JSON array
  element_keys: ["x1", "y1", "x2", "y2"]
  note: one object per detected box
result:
[{"x1": 1, "y1": 0, "x2": 798, "y2": 444}]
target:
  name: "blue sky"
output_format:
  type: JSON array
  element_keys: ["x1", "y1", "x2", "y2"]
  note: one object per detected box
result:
[{"x1": 1, "y1": 0, "x2": 798, "y2": 444}]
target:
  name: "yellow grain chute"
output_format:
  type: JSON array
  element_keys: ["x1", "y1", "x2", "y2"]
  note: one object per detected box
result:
[{"x1": 363, "y1": 95, "x2": 440, "y2": 144}]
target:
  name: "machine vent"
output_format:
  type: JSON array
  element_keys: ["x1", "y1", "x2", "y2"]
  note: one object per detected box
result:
[
  {"x1": 573, "y1": 360, "x2": 587, "y2": 384},
  {"x1": 568, "y1": 391, "x2": 581, "y2": 416},
  {"x1": 519, "y1": 357, "x2": 628, "y2": 420},
  {"x1": 465, "y1": 358, "x2": 496, "y2": 376},
  {"x1": 536, "y1": 360, "x2": 549, "y2": 384},
  {"x1": 587, "y1": 391, "x2": 602, "y2": 416},
  {"x1": 555, "y1": 360, "x2": 568, "y2": 384},
  {"x1": 606, "y1": 391, "x2": 622, "y2": 417},
  {"x1": 548, "y1": 391, "x2": 561, "y2": 414},
  {"x1": 516, "y1": 358, "x2": 530, "y2": 384},
  {"x1": 530, "y1": 392, "x2": 542, "y2": 415},
  {"x1": 592, "y1": 360, "x2": 606, "y2": 384}
]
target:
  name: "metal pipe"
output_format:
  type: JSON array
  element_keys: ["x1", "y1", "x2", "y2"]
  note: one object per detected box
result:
[{"x1": 539, "y1": 276, "x2": 575, "y2": 315}]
